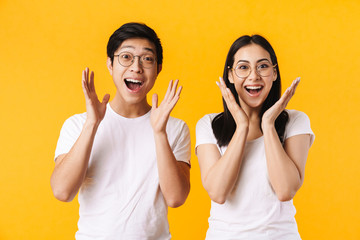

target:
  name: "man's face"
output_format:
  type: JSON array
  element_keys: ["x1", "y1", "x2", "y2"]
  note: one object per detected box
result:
[{"x1": 107, "y1": 38, "x2": 161, "y2": 106}]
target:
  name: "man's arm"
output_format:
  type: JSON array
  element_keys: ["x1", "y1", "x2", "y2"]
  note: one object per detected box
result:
[
  {"x1": 150, "y1": 80, "x2": 190, "y2": 208},
  {"x1": 153, "y1": 132, "x2": 190, "y2": 208},
  {"x1": 50, "y1": 68, "x2": 110, "y2": 202}
]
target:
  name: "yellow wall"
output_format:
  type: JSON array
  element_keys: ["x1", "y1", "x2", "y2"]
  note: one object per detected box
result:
[{"x1": 1, "y1": 0, "x2": 359, "y2": 239}]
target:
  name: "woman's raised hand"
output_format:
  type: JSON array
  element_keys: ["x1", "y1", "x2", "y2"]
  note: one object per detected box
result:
[
  {"x1": 81, "y1": 67, "x2": 110, "y2": 126},
  {"x1": 217, "y1": 77, "x2": 249, "y2": 127},
  {"x1": 262, "y1": 77, "x2": 300, "y2": 127}
]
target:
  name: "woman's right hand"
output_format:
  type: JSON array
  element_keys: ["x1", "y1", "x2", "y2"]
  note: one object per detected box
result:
[
  {"x1": 82, "y1": 67, "x2": 110, "y2": 127},
  {"x1": 216, "y1": 77, "x2": 249, "y2": 127}
]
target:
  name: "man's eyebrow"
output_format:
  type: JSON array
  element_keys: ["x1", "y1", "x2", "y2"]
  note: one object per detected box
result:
[
  {"x1": 144, "y1": 47, "x2": 155, "y2": 54},
  {"x1": 119, "y1": 45, "x2": 155, "y2": 54}
]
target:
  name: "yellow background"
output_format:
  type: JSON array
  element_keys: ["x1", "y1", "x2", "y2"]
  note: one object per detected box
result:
[{"x1": 1, "y1": 0, "x2": 359, "y2": 239}]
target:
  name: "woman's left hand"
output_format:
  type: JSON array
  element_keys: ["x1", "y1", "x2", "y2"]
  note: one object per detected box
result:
[
  {"x1": 150, "y1": 79, "x2": 182, "y2": 134},
  {"x1": 262, "y1": 77, "x2": 300, "y2": 127}
]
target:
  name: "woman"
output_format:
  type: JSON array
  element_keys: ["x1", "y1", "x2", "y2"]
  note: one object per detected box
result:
[{"x1": 195, "y1": 35, "x2": 314, "y2": 239}]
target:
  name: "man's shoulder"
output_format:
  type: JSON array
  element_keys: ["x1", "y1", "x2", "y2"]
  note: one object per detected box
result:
[
  {"x1": 62, "y1": 112, "x2": 87, "y2": 129},
  {"x1": 167, "y1": 116, "x2": 188, "y2": 128},
  {"x1": 166, "y1": 117, "x2": 190, "y2": 138}
]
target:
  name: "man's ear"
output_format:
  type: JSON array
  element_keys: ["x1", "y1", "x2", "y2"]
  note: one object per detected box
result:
[
  {"x1": 107, "y1": 57, "x2": 113, "y2": 75},
  {"x1": 157, "y1": 64, "x2": 162, "y2": 75}
]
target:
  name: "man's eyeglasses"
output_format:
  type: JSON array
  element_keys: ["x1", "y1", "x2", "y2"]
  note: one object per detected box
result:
[{"x1": 114, "y1": 52, "x2": 157, "y2": 69}]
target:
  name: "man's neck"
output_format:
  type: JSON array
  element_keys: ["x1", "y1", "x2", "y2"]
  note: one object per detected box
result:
[{"x1": 109, "y1": 96, "x2": 151, "y2": 118}]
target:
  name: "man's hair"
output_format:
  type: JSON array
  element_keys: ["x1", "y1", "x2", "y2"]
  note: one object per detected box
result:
[{"x1": 107, "y1": 22, "x2": 163, "y2": 66}]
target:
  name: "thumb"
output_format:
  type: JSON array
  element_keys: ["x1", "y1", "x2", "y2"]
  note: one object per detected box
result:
[
  {"x1": 102, "y1": 94, "x2": 110, "y2": 104},
  {"x1": 152, "y1": 93, "x2": 158, "y2": 109}
]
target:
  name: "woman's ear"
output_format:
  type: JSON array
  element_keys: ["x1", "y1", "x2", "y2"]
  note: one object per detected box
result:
[
  {"x1": 273, "y1": 68, "x2": 278, "y2": 82},
  {"x1": 228, "y1": 69, "x2": 234, "y2": 84},
  {"x1": 107, "y1": 57, "x2": 113, "y2": 75}
]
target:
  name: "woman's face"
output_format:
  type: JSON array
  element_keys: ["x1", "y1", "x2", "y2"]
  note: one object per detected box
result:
[{"x1": 228, "y1": 43, "x2": 277, "y2": 111}]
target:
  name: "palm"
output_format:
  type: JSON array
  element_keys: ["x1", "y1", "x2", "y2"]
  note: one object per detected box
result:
[
  {"x1": 150, "y1": 80, "x2": 182, "y2": 133},
  {"x1": 82, "y1": 68, "x2": 110, "y2": 125},
  {"x1": 263, "y1": 77, "x2": 300, "y2": 125},
  {"x1": 217, "y1": 77, "x2": 248, "y2": 126}
]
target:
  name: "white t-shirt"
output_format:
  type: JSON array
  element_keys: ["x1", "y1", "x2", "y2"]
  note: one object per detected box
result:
[
  {"x1": 195, "y1": 110, "x2": 314, "y2": 240},
  {"x1": 55, "y1": 104, "x2": 191, "y2": 240}
]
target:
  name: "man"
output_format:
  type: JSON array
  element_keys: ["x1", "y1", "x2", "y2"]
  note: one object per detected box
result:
[{"x1": 51, "y1": 22, "x2": 191, "y2": 239}]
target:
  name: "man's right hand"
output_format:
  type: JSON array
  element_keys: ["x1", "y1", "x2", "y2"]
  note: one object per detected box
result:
[{"x1": 82, "y1": 67, "x2": 110, "y2": 127}]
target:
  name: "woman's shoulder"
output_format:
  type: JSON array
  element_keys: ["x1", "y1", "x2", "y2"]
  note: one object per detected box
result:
[
  {"x1": 284, "y1": 109, "x2": 314, "y2": 143},
  {"x1": 197, "y1": 113, "x2": 221, "y2": 124},
  {"x1": 285, "y1": 109, "x2": 311, "y2": 124}
]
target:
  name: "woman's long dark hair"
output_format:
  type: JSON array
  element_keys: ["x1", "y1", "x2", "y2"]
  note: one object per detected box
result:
[{"x1": 212, "y1": 35, "x2": 288, "y2": 147}]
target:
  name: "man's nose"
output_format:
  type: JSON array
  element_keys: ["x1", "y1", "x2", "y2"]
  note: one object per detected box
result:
[{"x1": 129, "y1": 56, "x2": 142, "y2": 72}]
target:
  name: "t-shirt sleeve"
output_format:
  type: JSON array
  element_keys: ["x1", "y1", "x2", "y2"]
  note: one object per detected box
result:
[
  {"x1": 171, "y1": 121, "x2": 191, "y2": 165},
  {"x1": 284, "y1": 110, "x2": 315, "y2": 146},
  {"x1": 195, "y1": 114, "x2": 218, "y2": 152},
  {"x1": 54, "y1": 114, "x2": 86, "y2": 161}
]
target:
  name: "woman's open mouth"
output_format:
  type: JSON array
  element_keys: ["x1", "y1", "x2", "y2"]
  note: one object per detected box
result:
[{"x1": 245, "y1": 85, "x2": 263, "y2": 96}]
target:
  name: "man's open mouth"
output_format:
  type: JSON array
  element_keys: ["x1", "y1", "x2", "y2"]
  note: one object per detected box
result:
[{"x1": 125, "y1": 79, "x2": 144, "y2": 91}]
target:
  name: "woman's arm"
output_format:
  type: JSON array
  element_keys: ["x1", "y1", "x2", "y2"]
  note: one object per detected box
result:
[
  {"x1": 197, "y1": 125, "x2": 248, "y2": 204},
  {"x1": 262, "y1": 78, "x2": 311, "y2": 201},
  {"x1": 263, "y1": 125, "x2": 312, "y2": 201},
  {"x1": 197, "y1": 78, "x2": 249, "y2": 204}
]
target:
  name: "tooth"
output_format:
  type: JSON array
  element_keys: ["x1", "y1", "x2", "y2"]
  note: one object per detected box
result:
[
  {"x1": 246, "y1": 86, "x2": 262, "y2": 90},
  {"x1": 126, "y1": 79, "x2": 142, "y2": 83}
]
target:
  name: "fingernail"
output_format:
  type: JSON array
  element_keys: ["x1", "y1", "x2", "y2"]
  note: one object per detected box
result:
[{"x1": 216, "y1": 81, "x2": 220, "y2": 86}]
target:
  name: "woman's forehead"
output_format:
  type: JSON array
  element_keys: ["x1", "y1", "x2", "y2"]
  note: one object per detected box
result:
[{"x1": 234, "y1": 44, "x2": 271, "y2": 62}]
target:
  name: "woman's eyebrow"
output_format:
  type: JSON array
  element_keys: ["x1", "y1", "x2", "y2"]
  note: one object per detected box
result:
[
  {"x1": 257, "y1": 58, "x2": 271, "y2": 63},
  {"x1": 236, "y1": 60, "x2": 250, "y2": 64},
  {"x1": 235, "y1": 58, "x2": 271, "y2": 65}
]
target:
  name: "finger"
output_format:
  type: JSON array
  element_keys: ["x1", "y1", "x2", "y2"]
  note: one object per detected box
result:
[
  {"x1": 280, "y1": 79, "x2": 298, "y2": 108},
  {"x1": 152, "y1": 93, "x2": 158, "y2": 109},
  {"x1": 292, "y1": 77, "x2": 300, "y2": 94},
  {"x1": 85, "y1": 68, "x2": 91, "y2": 91},
  {"x1": 287, "y1": 77, "x2": 300, "y2": 99},
  {"x1": 90, "y1": 71, "x2": 95, "y2": 92},
  {"x1": 168, "y1": 79, "x2": 179, "y2": 101},
  {"x1": 278, "y1": 87, "x2": 291, "y2": 107},
  {"x1": 170, "y1": 85, "x2": 182, "y2": 107},
  {"x1": 225, "y1": 88, "x2": 239, "y2": 110},
  {"x1": 219, "y1": 77, "x2": 232, "y2": 100},
  {"x1": 82, "y1": 70, "x2": 90, "y2": 98},
  {"x1": 217, "y1": 77, "x2": 228, "y2": 98},
  {"x1": 226, "y1": 88, "x2": 237, "y2": 103},
  {"x1": 163, "y1": 80, "x2": 173, "y2": 101},
  {"x1": 86, "y1": 67, "x2": 89, "y2": 82},
  {"x1": 217, "y1": 82, "x2": 227, "y2": 101},
  {"x1": 175, "y1": 85, "x2": 182, "y2": 97},
  {"x1": 102, "y1": 94, "x2": 110, "y2": 104}
]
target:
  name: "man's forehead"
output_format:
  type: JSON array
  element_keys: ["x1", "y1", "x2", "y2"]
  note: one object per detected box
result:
[
  {"x1": 118, "y1": 38, "x2": 155, "y2": 53},
  {"x1": 119, "y1": 45, "x2": 155, "y2": 53}
]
